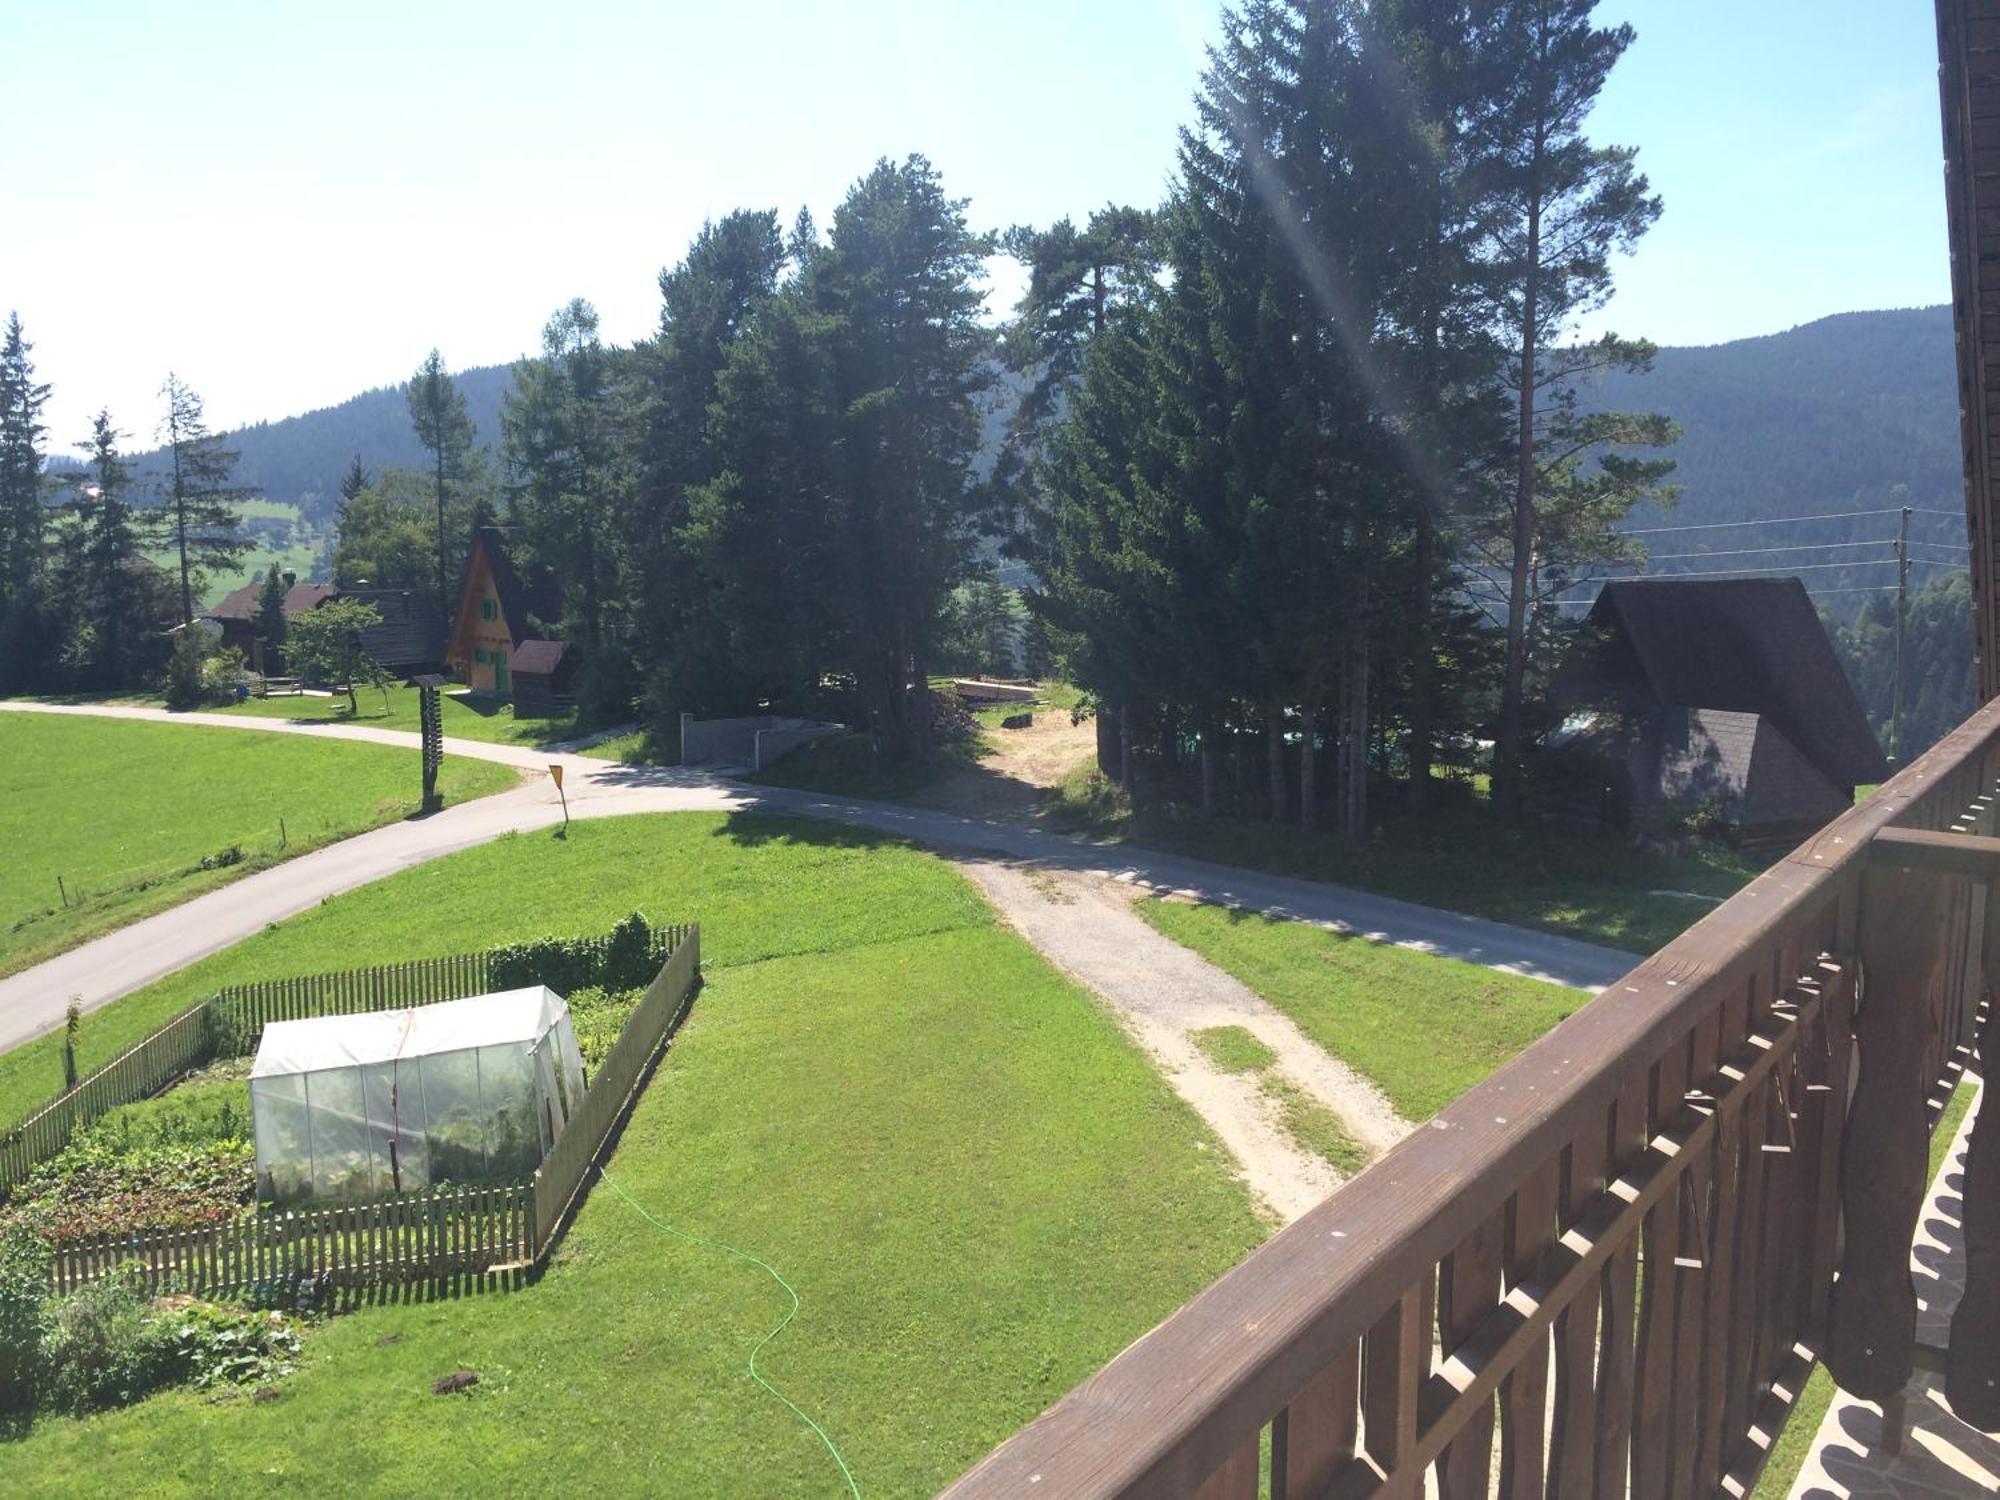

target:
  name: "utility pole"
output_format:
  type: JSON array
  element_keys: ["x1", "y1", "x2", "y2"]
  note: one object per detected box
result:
[{"x1": 1892, "y1": 505, "x2": 1911, "y2": 764}]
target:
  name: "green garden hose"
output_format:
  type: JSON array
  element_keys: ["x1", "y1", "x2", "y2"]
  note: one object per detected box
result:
[{"x1": 599, "y1": 1171, "x2": 862, "y2": 1499}]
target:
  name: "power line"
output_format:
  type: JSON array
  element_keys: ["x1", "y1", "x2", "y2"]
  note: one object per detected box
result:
[
  {"x1": 1618, "y1": 507, "x2": 1918, "y2": 537},
  {"x1": 1640, "y1": 539, "x2": 1898, "y2": 563},
  {"x1": 1577, "y1": 558, "x2": 1908, "y2": 585}
]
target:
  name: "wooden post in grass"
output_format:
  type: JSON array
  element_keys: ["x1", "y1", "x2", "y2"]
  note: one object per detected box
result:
[{"x1": 411, "y1": 673, "x2": 446, "y2": 812}]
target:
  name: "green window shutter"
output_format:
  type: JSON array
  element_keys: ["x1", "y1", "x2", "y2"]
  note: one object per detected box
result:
[{"x1": 480, "y1": 598, "x2": 497, "y2": 622}]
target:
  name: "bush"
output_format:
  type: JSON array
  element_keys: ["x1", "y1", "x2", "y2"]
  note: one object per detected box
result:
[
  {"x1": 163, "y1": 634, "x2": 247, "y2": 711},
  {"x1": 0, "y1": 1232, "x2": 50, "y2": 1413},
  {"x1": 20, "y1": 1266, "x2": 301, "y2": 1416},
  {"x1": 162, "y1": 632, "x2": 209, "y2": 711},
  {"x1": 563, "y1": 985, "x2": 646, "y2": 1070},
  {"x1": 488, "y1": 911, "x2": 664, "y2": 994},
  {"x1": 165, "y1": 1301, "x2": 302, "y2": 1389},
  {"x1": 38, "y1": 1266, "x2": 182, "y2": 1414}
]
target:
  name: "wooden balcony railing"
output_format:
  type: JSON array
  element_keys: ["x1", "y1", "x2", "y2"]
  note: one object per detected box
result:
[{"x1": 942, "y1": 698, "x2": 2000, "y2": 1499}]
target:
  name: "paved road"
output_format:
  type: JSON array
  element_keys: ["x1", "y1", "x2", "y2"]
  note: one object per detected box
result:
[{"x1": 0, "y1": 702, "x2": 1635, "y2": 1054}]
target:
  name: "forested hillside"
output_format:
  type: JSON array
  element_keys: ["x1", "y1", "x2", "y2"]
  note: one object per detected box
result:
[
  {"x1": 76, "y1": 308, "x2": 1965, "y2": 563},
  {"x1": 49, "y1": 366, "x2": 513, "y2": 525},
  {"x1": 1584, "y1": 305, "x2": 1966, "y2": 590}
]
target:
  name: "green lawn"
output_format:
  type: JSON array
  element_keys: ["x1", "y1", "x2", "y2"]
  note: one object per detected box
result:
[
  {"x1": 0, "y1": 714, "x2": 518, "y2": 980},
  {"x1": 209, "y1": 683, "x2": 598, "y2": 750},
  {"x1": 1139, "y1": 899, "x2": 1588, "y2": 1121},
  {"x1": 0, "y1": 812, "x2": 1264, "y2": 1496}
]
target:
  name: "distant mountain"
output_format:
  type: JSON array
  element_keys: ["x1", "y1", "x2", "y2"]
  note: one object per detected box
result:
[
  {"x1": 60, "y1": 306, "x2": 1968, "y2": 593},
  {"x1": 54, "y1": 364, "x2": 516, "y2": 525},
  {"x1": 1581, "y1": 305, "x2": 1966, "y2": 602}
]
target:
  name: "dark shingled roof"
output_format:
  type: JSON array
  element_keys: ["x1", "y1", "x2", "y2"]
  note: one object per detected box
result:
[
  {"x1": 343, "y1": 589, "x2": 447, "y2": 671},
  {"x1": 206, "y1": 580, "x2": 336, "y2": 622},
  {"x1": 510, "y1": 638, "x2": 569, "y2": 676},
  {"x1": 1586, "y1": 577, "x2": 1889, "y2": 789}
]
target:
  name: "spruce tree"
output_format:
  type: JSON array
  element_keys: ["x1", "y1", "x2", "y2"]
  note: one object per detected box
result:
[
  {"x1": 0, "y1": 312, "x2": 50, "y2": 622},
  {"x1": 153, "y1": 374, "x2": 250, "y2": 626},
  {"x1": 810, "y1": 156, "x2": 993, "y2": 760},
  {"x1": 406, "y1": 349, "x2": 479, "y2": 602},
  {"x1": 503, "y1": 298, "x2": 625, "y2": 659},
  {"x1": 634, "y1": 209, "x2": 788, "y2": 719},
  {"x1": 255, "y1": 561, "x2": 288, "y2": 671},
  {"x1": 72, "y1": 411, "x2": 158, "y2": 687}
]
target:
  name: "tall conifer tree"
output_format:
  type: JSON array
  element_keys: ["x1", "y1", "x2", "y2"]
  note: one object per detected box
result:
[
  {"x1": 0, "y1": 312, "x2": 50, "y2": 620},
  {"x1": 153, "y1": 374, "x2": 250, "y2": 626},
  {"x1": 1471, "y1": 0, "x2": 1661, "y2": 813},
  {"x1": 406, "y1": 349, "x2": 479, "y2": 603}
]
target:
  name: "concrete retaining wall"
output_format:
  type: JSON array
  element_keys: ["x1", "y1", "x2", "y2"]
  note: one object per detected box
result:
[{"x1": 680, "y1": 713, "x2": 843, "y2": 770}]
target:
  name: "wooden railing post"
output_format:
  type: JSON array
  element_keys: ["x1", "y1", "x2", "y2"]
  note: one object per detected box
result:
[
  {"x1": 1827, "y1": 865, "x2": 1948, "y2": 1400},
  {"x1": 1948, "y1": 991, "x2": 2000, "y2": 1424}
]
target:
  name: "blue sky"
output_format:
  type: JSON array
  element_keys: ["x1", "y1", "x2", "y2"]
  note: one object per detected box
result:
[{"x1": 0, "y1": 0, "x2": 1953, "y2": 453}]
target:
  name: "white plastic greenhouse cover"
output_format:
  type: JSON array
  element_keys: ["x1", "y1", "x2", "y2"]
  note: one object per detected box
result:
[{"x1": 250, "y1": 987, "x2": 572, "y2": 1079}]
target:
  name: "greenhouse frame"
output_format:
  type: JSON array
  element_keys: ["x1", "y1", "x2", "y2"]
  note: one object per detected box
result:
[{"x1": 249, "y1": 987, "x2": 588, "y2": 1204}]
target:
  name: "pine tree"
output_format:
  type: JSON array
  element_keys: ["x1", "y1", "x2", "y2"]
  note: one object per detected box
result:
[
  {"x1": 0, "y1": 312, "x2": 50, "y2": 622},
  {"x1": 153, "y1": 374, "x2": 250, "y2": 626},
  {"x1": 1473, "y1": 0, "x2": 1662, "y2": 814},
  {"x1": 406, "y1": 349, "x2": 480, "y2": 603}
]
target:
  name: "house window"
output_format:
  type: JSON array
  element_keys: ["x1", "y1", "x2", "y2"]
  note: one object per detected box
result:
[
  {"x1": 473, "y1": 648, "x2": 489, "y2": 665},
  {"x1": 480, "y1": 598, "x2": 497, "y2": 622}
]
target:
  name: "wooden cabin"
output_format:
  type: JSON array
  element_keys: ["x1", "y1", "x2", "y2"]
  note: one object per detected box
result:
[
  {"x1": 1561, "y1": 577, "x2": 1889, "y2": 836},
  {"x1": 444, "y1": 527, "x2": 559, "y2": 696}
]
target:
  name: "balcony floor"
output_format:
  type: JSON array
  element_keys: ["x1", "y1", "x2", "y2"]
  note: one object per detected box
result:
[{"x1": 1788, "y1": 1076, "x2": 1999, "y2": 1498}]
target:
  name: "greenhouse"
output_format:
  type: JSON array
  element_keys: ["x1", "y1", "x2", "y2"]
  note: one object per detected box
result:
[{"x1": 249, "y1": 987, "x2": 588, "y2": 1205}]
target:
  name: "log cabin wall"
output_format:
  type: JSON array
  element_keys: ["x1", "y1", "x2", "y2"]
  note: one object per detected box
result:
[{"x1": 1939, "y1": 0, "x2": 2000, "y2": 702}]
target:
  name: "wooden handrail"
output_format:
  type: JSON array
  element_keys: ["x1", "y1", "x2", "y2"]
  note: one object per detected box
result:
[{"x1": 943, "y1": 695, "x2": 2000, "y2": 1499}]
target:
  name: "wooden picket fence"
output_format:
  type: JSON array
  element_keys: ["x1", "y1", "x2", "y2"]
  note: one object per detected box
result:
[
  {"x1": 0, "y1": 1002, "x2": 217, "y2": 1194},
  {"x1": 530, "y1": 926, "x2": 703, "y2": 1254},
  {"x1": 206, "y1": 950, "x2": 499, "y2": 1055},
  {"x1": 25, "y1": 924, "x2": 702, "y2": 1299},
  {"x1": 0, "y1": 925, "x2": 687, "y2": 1194},
  {"x1": 48, "y1": 1184, "x2": 532, "y2": 1299}
]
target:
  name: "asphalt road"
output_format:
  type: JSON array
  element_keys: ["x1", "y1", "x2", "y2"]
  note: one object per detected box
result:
[{"x1": 0, "y1": 702, "x2": 1636, "y2": 1055}]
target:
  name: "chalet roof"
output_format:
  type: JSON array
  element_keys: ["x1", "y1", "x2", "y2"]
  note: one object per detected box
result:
[
  {"x1": 343, "y1": 589, "x2": 447, "y2": 671},
  {"x1": 206, "y1": 579, "x2": 336, "y2": 622},
  {"x1": 1586, "y1": 577, "x2": 1889, "y2": 789},
  {"x1": 458, "y1": 526, "x2": 561, "y2": 646}
]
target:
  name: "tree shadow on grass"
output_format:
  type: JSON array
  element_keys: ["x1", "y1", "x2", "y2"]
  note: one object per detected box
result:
[{"x1": 709, "y1": 810, "x2": 918, "y2": 855}]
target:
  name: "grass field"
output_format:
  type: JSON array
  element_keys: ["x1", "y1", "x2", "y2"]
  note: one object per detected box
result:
[
  {"x1": 209, "y1": 683, "x2": 596, "y2": 749},
  {"x1": 0, "y1": 714, "x2": 518, "y2": 980},
  {"x1": 1139, "y1": 900, "x2": 1588, "y2": 1121},
  {"x1": 0, "y1": 812, "x2": 1265, "y2": 1496}
]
